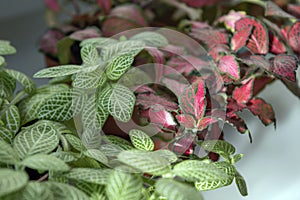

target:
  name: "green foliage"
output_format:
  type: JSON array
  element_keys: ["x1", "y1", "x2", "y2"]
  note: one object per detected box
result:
[
  {"x1": 0, "y1": 169, "x2": 28, "y2": 197},
  {"x1": 129, "y1": 129, "x2": 154, "y2": 151}
]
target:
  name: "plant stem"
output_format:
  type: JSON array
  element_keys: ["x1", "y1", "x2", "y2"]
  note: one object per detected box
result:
[
  {"x1": 37, "y1": 173, "x2": 49, "y2": 182},
  {"x1": 142, "y1": 176, "x2": 156, "y2": 186}
]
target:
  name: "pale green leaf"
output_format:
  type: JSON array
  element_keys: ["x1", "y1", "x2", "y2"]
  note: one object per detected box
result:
[
  {"x1": 0, "y1": 71, "x2": 16, "y2": 99},
  {"x1": 130, "y1": 31, "x2": 169, "y2": 47},
  {"x1": 63, "y1": 168, "x2": 111, "y2": 185},
  {"x1": 51, "y1": 151, "x2": 80, "y2": 162},
  {"x1": 84, "y1": 149, "x2": 109, "y2": 165},
  {"x1": 73, "y1": 180, "x2": 105, "y2": 197},
  {"x1": 98, "y1": 85, "x2": 113, "y2": 111},
  {"x1": 1, "y1": 104, "x2": 20, "y2": 135},
  {"x1": 81, "y1": 129, "x2": 102, "y2": 149},
  {"x1": 0, "y1": 40, "x2": 16, "y2": 55},
  {"x1": 129, "y1": 129, "x2": 154, "y2": 151},
  {"x1": 100, "y1": 40, "x2": 145, "y2": 61},
  {"x1": 71, "y1": 89, "x2": 88, "y2": 116},
  {"x1": 106, "y1": 170, "x2": 142, "y2": 200},
  {"x1": 33, "y1": 65, "x2": 82, "y2": 78},
  {"x1": 13, "y1": 121, "x2": 59, "y2": 159},
  {"x1": 65, "y1": 134, "x2": 85, "y2": 152},
  {"x1": 199, "y1": 140, "x2": 235, "y2": 159},
  {"x1": 0, "y1": 56, "x2": 5, "y2": 66},
  {"x1": 100, "y1": 143, "x2": 124, "y2": 157},
  {"x1": 0, "y1": 139, "x2": 20, "y2": 164},
  {"x1": 235, "y1": 171, "x2": 248, "y2": 196},
  {"x1": 21, "y1": 154, "x2": 70, "y2": 172},
  {"x1": 43, "y1": 181, "x2": 89, "y2": 200},
  {"x1": 19, "y1": 181, "x2": 54, "y2": 200},
  {"x1": 0, "y1": 169, "x2": 28, "y2": 197},
  {"x1": 118, "y1": 67, "x2": 152, "y2": 88},
  {"x1": 231, "y1": 153, "x2": 244, "y2": 164},
  {"x1": 80, "y1": 37, "x2": 118, "y2": 47},
  {"x1": 117, "y1": 150, "x2": 173, "y2": 175},
  {"x1": 106, "y1": 135, "x2": 133, "y2": 150},
  {"x1": 0, "y1": 126, "x2": 13, "y2": 143},
  {"x1": 4, "y1": 69, "x2": 36, "y2": 94},
  {"x1": 106, "y1": 54, "x2": 134, "y2": 80},
  {"x1": 73, "y1": 68, "x2": 107, "y2": 89},
  {"x1": 155, "y1": 179, "x2": 203, "y2": 200},
  {"x1": 80, "y1": 44, "x2": 100, "y2": 66},
  {"x1": 108, "y1": 84, "x2": 135, "y2": 122}
]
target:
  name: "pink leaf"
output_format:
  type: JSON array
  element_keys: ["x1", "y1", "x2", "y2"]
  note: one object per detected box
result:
[
  {"x1": 218, "y1": 55, "x2": 240, "y2": 80},
  {"x1": 231, "y1": 25, "x2": 253, "y2": 51},
  {"x1": 232, "y1": 78, "x2": 254, "y2": 105},
  {"x1": 235, "y1": 17, "x2": 269, "y2": 54},
  {"x1": 270, "y1": 34, "x2": 286, "y2": 54},
  {"x1": 180, "y1": 0, "x2": 222, "y2": 7},
  {"x1": 252, "y1": 76, "x2": 275, "y2": 96},
  {"x1": 270, "y1": 54, "x2": 298, "y2": 82},
  {"x1": 140, "y1": 108, "x2": 177, "y2": 130},
  {"x1": 134, "y1": 85, "x2": 155, "y2": 94},
  {"x1": 190, "y1": 28, "x2": 228, "y2": 49},
  {"x1": 247, "y1": 98, "x2": 276, "y2": 126},
  {"x1": 226, "y1": 113, "x2": 249, "y2": 134},
  {"x1": 217, "y1": 10, "x2": 246, "y2": 32},
  {"x1": 288, "y1": 21, "x2": 300, "y2": 54},
  {"x1": 209, "y1": 44, "x2": 230, "y2": 61},
  {"x1": 197, "y1": 117, "x2": 218, "y2": 131},
  {"x1": 136, "y1": 93, "x2": 178, "y2": 111},
  {"x1": 69, "y1": 27, "x2": 101, "y2": 41},
  {"x1": 96, "y1": 0, "x2": 111, "y2": 14},
  {"x1": 44, "y1": 0, "x2": 60, "y2": 12},
  {"x1": 288, "y1": 4, "x2": 300, "y2": 18},
  {"x1": 145, "y1": 47, "x2": 165, "y2": 65},
  {"x1": 176, "y1": 114, "x2": 196, "y2": 129},
  {"x1": 265, "y1": 1, "x2": 295, "y2": 19},
  {"x1": 39, "y1": 29, "x2": 65, "y2": 55}
]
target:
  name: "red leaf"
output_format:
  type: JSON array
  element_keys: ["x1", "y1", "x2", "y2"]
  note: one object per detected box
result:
[
  {"x1": 217, "y1": 10, "x2": 246, "y2": 32},
  {"x1": 160, "y1": 45, "x2": 185, "y2": 57},
  {"x1": 247, "y1": 98, "x2": 276, "y2": 126},
  {"x1": 253, "y1": 76, "x2": 275, "y2": 96},
  {"x1": 235, "y1": 17, "x2": 269, "y2": 54},
  {"x1": 218, "y1": 55, "x2": 240, "y2": 80},
  {"x1": 44, "y1": 0, "x2": 60, "y2": 12},
  {"x1": 270, "y1": 34, "x2": 286, "y2": 54},
  {"x1": 288, "y1": 4, "x2": 300, "y2": 18},
  {"x1": 190, "y1": 28, "x2": 228, "y2": 49},
  {"x1": 241, "y1": 55, "x2": 271, "y2": 71},
  {"x1": 209, "y1": 44, "x2": 230, "y2": 61},
  {"x1": 194, "y1": 80, "x2": 206, "y2": 120},
  {"x1": 269, "y1": 54, "x2": 298, "y2": 82},
  {"x1": 136, "y1": 93, "x2": 178, "y2": 111},
  {"x1": 180, "y1": 0, "x2": 222, "y2": 7},
  {"x1": 102, "y1": 5, "x2": 147, "y2": 37},
  {"x1": 197, "y1": 117, "x2": 218, "y2": 131},
  {"x1": 281, "y1": 78, "x2": 300, "y2": 99},
  {"x1": 145, "y1": 47, "x2": 165, "y2": 65},
  {"x1": 226, "y1": 113, "x2": 249, "y2": 134},
  {"x1": 96, "y1": 0, "x2": 111, "y2": 14},
  {"x1": 232, "y1": 78, "x2": 254, "y2": 104},
  {"x1": 134, "y1": 85, "x2": 155, "y2": 94},
  {"x1": 176, "y1": 114, "x2": 196, "y2": 129},
  {"x1": 231, "y1": 25, "x2": 252, "y2": 51},
  {"x1": 140, "y1": 108, "x2": 177, "y2": 130},
  {"x1": 288, "y1": 21, "x2": 300, "y2": 54},
  {"x1": 265, "y1": 1, "x2": 295, "y2": 19},
  {"x1": 69, "y1": 27, "x2": 101, "y2": 41}
]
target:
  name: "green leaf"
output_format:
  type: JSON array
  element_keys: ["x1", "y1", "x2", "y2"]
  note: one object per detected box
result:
[
  {"x1": 65, "y1": 134, "x2": 85, "y2": 152},
  {"x1": 21, "y1": 154, "x2": 70, "y2": 172},
  {"x1": 0, "y1": 40, "x2": 16, "y2": 55},
  {"x1": 73, "y1": 68, "x2": 107, "y2": 89},
  {"x1": 13, "y1": 121, "x2": 59, "y2": 159},
  {"x1": 117, "y1": 150, "x2": 173, "y2": 175},
  {"x1": 173, "y1": 160, "x2": 229, "y2": 183},
  {"x1": 0, "y1": 56, "x2": 5, "y2": 66},
  {"x1": 4, "y1": 69, "x2": 36, "y2": 94},
  {"x1": 82, "y1": 94, "x2": 108, "y2": 131},
  {"x1": 108, "y1": 84, "x2": 135, "y2": 122},
  {"x1": 84, "y1": 149, "x2": 109, "y2": 165},
  {"x1": 1, "y1": 104, "x2": 20, "y2": 135},
  {"x1": 155, "y1": 179, "x2": 203, "y2": 200},
  {"x1": 0, "y1": 126, "x2": 14, "y2": 143},
  {"x1": 19, "y1": 181, "x2": 54, "y2": 200},
  {"x1": 63, "y1": 168, "x2": 110, "y2": 185},
  {"x1": 130, "y1": 31, "x2": 169, "y2": 47},
  {"x1": 0, "y1": 139, "x2": 20, "y2": 164},
  {"x1": 81, "y1": 129, "x2": 103, "y2": 150},
  {"x1": 80, "y1": 44, "x2": 100, "y2": 66},
  {"x1": 199, "y1": 140, "x2": 235, "y2": 159},
  {"x1": 0, "y1": 71, "x2": 16, "y2": 99},
  {"x1": 51, "y1": 151, "x2": 80, "y2": 162},
  {"x1": 43, "y1": 181, "x2": 90, "y2": 200},
  {"x1": 231, "y1": 153, "x2": 244, "y2": 164},
  {"x1": 80, "y1": 37, "x2": 118, "y2": 48},
  {"x1": 0, "y1": 169, "x2": 28, "y2": 197},
  {"x1": 129, "y1": 129, "x2": 154, "y2": 151},
  {"x1": 73, "y1": 180, "x2": 105, "y2": 197},
  {"x1": 57, "y1": 37, "x2": 74, "y2": 64},
  {"x1": 235, "y1": 171, "x2": 248, "y2": 196},
  {"x1": 99, "y1": 143, "x2": 124, "y2": 157},
  {"x1": 106, "y1": 54, "x2": 134, "y2": 80},
  {"x1": 98, "y1": 85, "x2": 113, "y2": 111},
  {"x1": 33, "y1": 65, "x2": 82, "y2": 78},
  {"x1": 106, "y1": 170, "x2": 142, "y2": 200},
  {"x1": 100, "y1": 40, "x2": 145, "y2": 61},
  {"x1": 106, "y1": 135, "x2": 133, "y2": 150}
]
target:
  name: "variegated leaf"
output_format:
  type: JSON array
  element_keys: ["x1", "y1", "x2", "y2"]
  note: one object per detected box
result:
[
  {"x1": 130, "y1": 31, "x2": 168, "y2": 47},
  {"x1": 81, "y1": 129, "x2": 102, "y2": 150},
  {"x1": 80, "y1": 44, "x2": 100, "y2": 66},
  {"x1": 84, "y1": 149, "x2": 108, "y2": 165},
  {"x1": 106, "y1": 135, "x2": 133, "y2": 150},
  {"x1": 33, "y1": 65, "x2": 82, "y2": 78},
  {"x1": 0, "y1": 40, "x2": 16, "y2": 55},
  {"x1": 0, "y1": 126, "x2": 14, "y2": 143},
  {"x1": 235, "y1": 171, "x2": 248, "y2": 196},
  {"x1": 199, "y1": 140, "x2": 235, "y2": 158},
  {"x1": 129, "y1": 129, "x2": 154, "y2": 151},
  {"x1": 73, "y1": 69, "x2": 107, "y2": 89},
  {"x1": 0, "y1": 169, "x2": 28, "y2": 197},
  {"x1": 1, "y1": 103, "x2": 20, "y2": 135},
  {"x1": 80, "y1": 37, "x2": 118, "y2": 48},
  {"x1": 63, "y1": 168, "x2": 110, "y2": 185},
  {"x1": 4, "y1": 69, "x2": 36, "y2": 94},
  {"x1": 18, "y1": 181, "x2": 54, "y2": 200},
  {"x1": 106, "y1": 54, "x2": 134, "y2": 80},
  {"x1": 65, "y1": 134, "x2": 85, "y2": 152},
  {"x1": 0, "y1": 139, "x2": 20, "y2": 165},
  {"x1": 0, "y1": 71, "x2": 16, "y2": 99}
]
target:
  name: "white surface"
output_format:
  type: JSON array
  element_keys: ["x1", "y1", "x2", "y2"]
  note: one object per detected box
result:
[{"x1": 1, "y1": 2, "x2": 300, "y2": 200}]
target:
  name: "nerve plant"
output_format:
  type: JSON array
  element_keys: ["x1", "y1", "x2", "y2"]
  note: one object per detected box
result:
[{"x1": 0, "y1": 0, "x2": 300, "y2": 199}]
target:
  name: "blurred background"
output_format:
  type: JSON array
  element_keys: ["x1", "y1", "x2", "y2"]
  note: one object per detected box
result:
[{"x1": 0, "y1": 1, "x2": 300, "y2": 199}]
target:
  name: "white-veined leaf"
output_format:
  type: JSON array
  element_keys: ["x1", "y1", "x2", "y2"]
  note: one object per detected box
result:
[
  {"x1": 231, "y1": 153, "x2": 244, "y2": 164},
  {"x1": 43, "y1": 181, "x2": 89, "y2": 200},
  {"x1": 84, "y1": 149, "x2": 109, "y2": 165},
  {"x1": 1, "y1": 103, "x2": 20, "y2": 135},
  {"x1": 73, "y1": 180, "x2": 105, "y2": 197},
  {"x1": 98, "y1": 85, "x2": 113, "y2": 111},
  {"x1": 80, "y1": 37, "x2": 118, "y2": 48},
  {"x1": 0, "y1": 139, "x2": 20, "y2": 164},
  {"x1": 108, "y1": 84, "x2": 135, "y2": 122},
  {"x1": 235, "y1": 171, "x2": 248, "y2": 196},
  {"x1": 117, "y1": 150, "x2": 173, "y2": 175},
  {"x1": 4, "y1": 69, "x2": 36, "y2": 94},
  {"x1": 0, "y1": 40, "x2": 16, "y2": 55},
  {"x1": 13, "y1": 121, "x2": 59, "y2": 159},
  {"x1": 199, "y1": 140, "x2": 235, "y2": 159},
  {"x1": 0, "y1": 71, "x2": 16, "y2": 99},
  {"x1": 80, "y1": 44, "x2": 100, "y2": 66},
  {"x1": 100, "y1": 40, "x2": 145, "y2": 61},
  {"x1": 155, "y1": 179, "x2": 203, "y2": 200},
  {"x1": 0, "y1": 169, "x2": 28, "y2": 197},
  {"x1": 99, "y1": 143, "x2": 124, "y2": 157},
  {"x1": 129, "y1": 129, "x2": 154, "y2": 151},
  {"x1": 106, "y1": 54, "x2": 134, "y2": 80},
  {"x1": 65, "y1": 134, "x2": 85, "y2": 152},
  {"x1": 0, "y1": 126, "x2": 13, "y2": 143},
  {"x1": 73, "y1": 68, "x2": 107, "y2": 89},
  {"x1": 21, "y1": 154, "x2": 70, "y2": 172},
  {"x1": 63, "y1": 168, "x2": 111, "y2": 185},
  {"x1": 130, "y1": 31, "x2": 168, "y2": 47},
  {"x1": 19, "y1": 181, "x2": 54, "y2": 200},
  {"x1": 51, "y1": 151, "x2": 80, "y2": 162},
  {"x1": 106, "y1": 170, "x2": 142, "y2": 200},
  {"x1": 81, "y1": 129, "x2": 103, "y2": 150},
  {"x1": 106, "y1": 135, "x2": 133, "y2": 150},
  {"x1": 33, "y1": 65, "x2": 82, "y2": 78}
]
